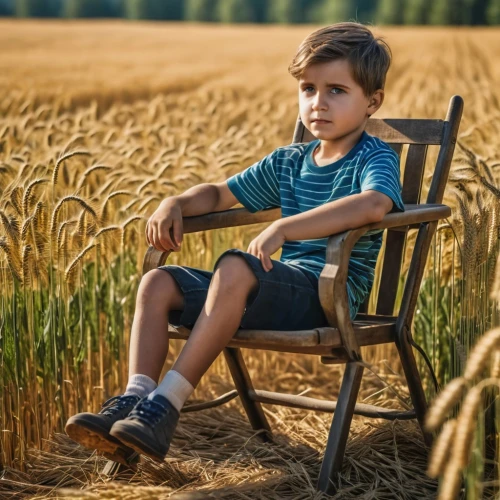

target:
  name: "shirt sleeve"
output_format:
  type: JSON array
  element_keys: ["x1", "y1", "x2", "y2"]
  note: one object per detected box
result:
[
  {"x1": 226, "y1": 149, "x2": 281, "y2": 213},
  {"x1": 359, "y1": 147, "x2": 405, "y2": 213}
]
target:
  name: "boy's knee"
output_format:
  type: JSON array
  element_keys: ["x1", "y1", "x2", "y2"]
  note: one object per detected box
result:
[
  {"x1": 138, "y1": 269, "x2": 182, "y2": 306},
  {"x1": 213, "y1": 254, "x2": 258, "y2": 291}
]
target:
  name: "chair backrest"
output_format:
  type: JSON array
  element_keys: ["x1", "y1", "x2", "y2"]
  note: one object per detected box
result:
[{"x1": 291, "y1": 96, "x2": 464, "y2": 317}]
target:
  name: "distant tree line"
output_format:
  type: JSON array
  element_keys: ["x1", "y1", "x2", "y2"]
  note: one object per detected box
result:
[{"x1": 1, "y1": 0, "x2": 499, "y2": 25}]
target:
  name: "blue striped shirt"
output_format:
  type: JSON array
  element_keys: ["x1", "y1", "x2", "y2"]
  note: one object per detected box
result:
[{"x1": 226, "y1": 131, "x2": 405, "y2": 319}]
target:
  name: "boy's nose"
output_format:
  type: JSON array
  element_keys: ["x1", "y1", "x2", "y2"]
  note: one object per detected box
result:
[{"x1": 312, "y1": 93, "x2": 327, "y2": 110}]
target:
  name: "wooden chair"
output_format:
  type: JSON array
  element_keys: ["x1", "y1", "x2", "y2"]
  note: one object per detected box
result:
[{"x1": 104, "y1": 95, "x2": 463, "y2": 494}]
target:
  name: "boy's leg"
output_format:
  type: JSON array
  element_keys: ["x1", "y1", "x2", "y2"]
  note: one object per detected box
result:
[
  {"x1": 109, "y1": 254, "x2": 259, "y2": 461},
  {"x1": 127, "y1": 269, "x2": 185, "y2": 383},
  {"x1": 170, "y1": 254, "x2": 258, "y2": 387},
  {"x1": 65, "y1": 268, "x2": 186, "y2": 460}
]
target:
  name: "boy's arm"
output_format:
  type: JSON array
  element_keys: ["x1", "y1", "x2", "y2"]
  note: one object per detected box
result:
[
  {"x1": 173, "y1": 181, "x2": 239, "y2": 216},
  {"x1": 276, "y1": 190, "x2": 393, "y2": 242},
  {"x1": 147, "y1": 182, "x2": 238, "y2": 252}
]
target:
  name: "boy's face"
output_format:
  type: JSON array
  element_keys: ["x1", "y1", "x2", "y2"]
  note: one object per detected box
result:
[{"x1": 298, "y1": 59, "x2": 383, "y2": 142}]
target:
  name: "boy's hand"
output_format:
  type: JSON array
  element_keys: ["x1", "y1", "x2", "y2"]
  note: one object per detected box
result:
[
  {"x1": 247, "y1": 222, "x2": 285, "y2": 273},
  {"x1": 146, "y1": 198, "x2": 183, "y2": 252}
]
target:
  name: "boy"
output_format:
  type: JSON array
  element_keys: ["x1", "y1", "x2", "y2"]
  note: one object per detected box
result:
[{"x1": 65, "y1": 22, "x2": 404, "y2": 464}]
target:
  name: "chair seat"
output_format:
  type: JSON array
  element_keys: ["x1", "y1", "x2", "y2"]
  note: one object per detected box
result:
[{"x1": 168, "y1": 314, "x2": 397, "y2": 356}]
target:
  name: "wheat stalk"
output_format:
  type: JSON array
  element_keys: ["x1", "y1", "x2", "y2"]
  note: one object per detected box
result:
[
  {"x1": 65, "y1": 243, "x2": 96, "y2": 280},
  {"x1": 50, "y1": 196, "x2": 97, "y2": 243},
  {"x1": 76, "y1": 165, "x2": 112, "y2": 191}
]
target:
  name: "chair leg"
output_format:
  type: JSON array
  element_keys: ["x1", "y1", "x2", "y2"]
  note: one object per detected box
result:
[
  {"x1": 223, "y1": 347, "x2": 272, "y2": 442},
  {"x1": 396, "y1": 328, "x2": 433, "y2": 448},
  {"x1": 317, "y1": 361, "x2": 364, "y2": 495}
]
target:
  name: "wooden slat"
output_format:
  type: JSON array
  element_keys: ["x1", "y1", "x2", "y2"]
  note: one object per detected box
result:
[
  {"x1": 223, "y1": 347, "x2": 272, "y2": 438},
  {"x1": 250, "y1": 389, "x2": 416, "y2": 420},
  {"x1": 181, "y1": 204, "x2": 450, "y2": 239},
  {"x1": 402, "y1": 144, "x2": 428, "y2": 204},
  {"x1": 366, "y1": 119, "x2": 444, "y2": 144},
  {"x1": 167, "y1": 319, "x2": 396, "y2": 356},
  {"x1": 182, "y1": 390, "x2": 239, "y2": 413},
  {"x1": 388, "y1": 143, "x2": 403, "y2": 157},
  {"x1": 293, "y1": 117, "x2": 445, "y2": 145},
  {"x1": 376, "y1": 230, "x2": 406, "y2": 316},
  {"x1": 375, "y1": 144, "x2": 428, "y2": 315},
  {"x1": 179, "y1": 387, "x2": 417, "y2": 420},
  {"x1": 143, "y1": 204, "x2": 451, "y2": 275},
  {"x1": 426, "y1": 95, "x2": 464, "y2": 203}
]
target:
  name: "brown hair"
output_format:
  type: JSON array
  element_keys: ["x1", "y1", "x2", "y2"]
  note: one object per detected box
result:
[{"x1": 288, "y1": 22, "x2": 392, "y2": 97}]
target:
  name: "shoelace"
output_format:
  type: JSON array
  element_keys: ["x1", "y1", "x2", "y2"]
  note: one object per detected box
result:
[
  {"x1": 128, "y1": 398, "x2": 168, "y2": 426},
  {"x1": 99, "y1": 395, "x2": 140, "y2": 416}
]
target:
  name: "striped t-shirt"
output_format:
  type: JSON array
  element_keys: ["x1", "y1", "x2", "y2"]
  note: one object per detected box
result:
[{"x1": 226, "y1": 130, "x2": 405, "y2": 319}]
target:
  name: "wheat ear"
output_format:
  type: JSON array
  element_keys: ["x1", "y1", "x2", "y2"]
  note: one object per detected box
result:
[
  {"x1": 452, "y1": 384, "x2": 482, "y2": 469},
  {"x1": 50, "y1": 196, "x2": 97, "y2": 243},
  {"x1": 425, "y1": 377, "x2": 467, "y2": 431},
  {"x1": 0, "y1": 237, "x2": 22, "y2": 282},
  {"x1": 52, "y1": 151, "x2": 91, "y2": 187},
  {"x1": 427, "y1": 419, "x2": 457, "y2": 478},
  {"x1": 76, "y1": 165, "x2": 112, "y2": 191},
  {"x1": 464, "y1": 327, "x2": 500, "y2": 380},
  {"x1": 439, "y1": 459, "x2": 462, "y2": 500},
  {"x1": 22, "y1": 179, "x2": 48, "y2": 218},
  {"x1": 65, "y1": 243, "x2": 96, "y2": 280},
  {"x1": 22, "y1": 244, "x2": 32, "y2": 286}
]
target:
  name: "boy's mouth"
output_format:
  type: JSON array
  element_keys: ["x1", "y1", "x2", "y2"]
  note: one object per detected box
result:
[{"x1": 311, "y1": 119, "x2": 331, "y2": 124}]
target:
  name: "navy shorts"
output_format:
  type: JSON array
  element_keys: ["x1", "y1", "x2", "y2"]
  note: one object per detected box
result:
[{"x1": 158, "y1": 248, "x2": 329, "y2": 331}]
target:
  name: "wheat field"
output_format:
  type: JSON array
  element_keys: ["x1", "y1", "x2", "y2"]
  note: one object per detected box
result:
[{"x1": 0, "y1": 20, "x2": 499, "y2": 499}]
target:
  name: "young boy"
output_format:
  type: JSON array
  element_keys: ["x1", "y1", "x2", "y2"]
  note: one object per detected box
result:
[{"x1": 65, "y1": 21, "x2": 404, "y2": 464}]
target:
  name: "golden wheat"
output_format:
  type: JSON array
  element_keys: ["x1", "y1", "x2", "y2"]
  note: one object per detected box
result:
[
  {"x1": 1, "y1": 22, "x2": 499, "y2": 499},
  {"x1": 427, "y1": 419, "x2": 457, "y2": 478},
  {"x1": 464, "y1": 327, "x2": 500, "y2": 380},
  {"x1": 425, "y1": 377, "x2": 467, "y2": 431}
]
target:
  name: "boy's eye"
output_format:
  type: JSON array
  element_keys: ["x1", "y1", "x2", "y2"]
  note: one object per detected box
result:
[{"x1": 302, "y1": 86, "x2": 344, "y2": 94}]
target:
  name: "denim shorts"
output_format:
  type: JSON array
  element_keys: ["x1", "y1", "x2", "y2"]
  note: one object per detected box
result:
[{"x1": 158, "y1": 248, "x2": 329, "y2": 331}]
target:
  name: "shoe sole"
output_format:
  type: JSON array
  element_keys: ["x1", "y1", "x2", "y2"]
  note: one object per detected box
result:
[
  {"x1": 65, "y1": 420, "x2": 136, "y2": 466},
  {"x1": 109, "y1": 425, "x2": 167, "y2": 463}
]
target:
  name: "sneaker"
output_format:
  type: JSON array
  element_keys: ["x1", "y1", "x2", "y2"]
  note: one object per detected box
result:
[
  {"x1": 109, "y1": 394, "x2": 180, "y2": 462},
  {"x1": 65, "y1": 394, "x2": 141, "y2": 464}
]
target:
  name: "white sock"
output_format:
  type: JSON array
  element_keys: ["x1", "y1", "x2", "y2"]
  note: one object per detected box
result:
[
  {"x1": 124, "y1": 374, "x2": 157, "y2": 399},
  {"x1": 148, "y1": 370, "x2": 194, "y2": 412}
]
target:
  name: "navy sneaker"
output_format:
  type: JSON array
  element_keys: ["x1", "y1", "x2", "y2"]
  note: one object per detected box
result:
[
  {"x1": 65, "y1": 394, "x2": 140, "y2": 465},
  {"x1": 109, "y1": 394, "x2": 180, "y2": 462}
]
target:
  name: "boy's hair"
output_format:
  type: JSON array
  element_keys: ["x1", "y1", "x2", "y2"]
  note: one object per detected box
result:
[{"x1": 288, "y1": 22, "x2": 392, "y2": 97}]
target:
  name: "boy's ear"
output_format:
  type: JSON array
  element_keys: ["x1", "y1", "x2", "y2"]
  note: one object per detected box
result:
[{"x1": 367, "y1": 89, "x2": 384, "y2": 116}]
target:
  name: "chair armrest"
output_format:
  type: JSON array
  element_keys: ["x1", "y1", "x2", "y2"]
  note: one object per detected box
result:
[
  {"x1": 318, "y1": 203, "x2": 451, "y2": 360},
  {"x1": 142, "y1": 207, "x2": 281, "y2": 275}
]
